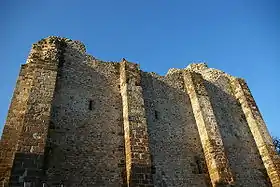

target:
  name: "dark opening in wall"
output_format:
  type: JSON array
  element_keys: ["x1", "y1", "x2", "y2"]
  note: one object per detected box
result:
[
  {"x1": 89, "y1": 100, "x2": 93, "y2": 110},
  {"x1": 155, "y1": 110, "x2": 159, "y2": 120},
  {"x1": 135, "y1": 79, "x2": 141, "y2": 86},
  {"x1": 195, "y1": 156, "x2": 203, "y2": 174},
  {"x1": 49, "y1": 121, "x2": 55, "y2": 129},
  {"x1": 151, "y1": 155, "x2": 156, "y2": 174}
]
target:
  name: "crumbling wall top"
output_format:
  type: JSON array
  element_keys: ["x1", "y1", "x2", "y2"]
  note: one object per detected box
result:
[
  {"x1": 25, "y1": 37, "x2": 241, "y2": 82},
  {"x1": 32, "y1": 36, "x2": 86, "y2": 53},
  {"x1": 26, "y1": 36, "x2": 87, "y2": 64},
  {"x1": 186, "y1": 62, "x2": 208, "y2": 71}
]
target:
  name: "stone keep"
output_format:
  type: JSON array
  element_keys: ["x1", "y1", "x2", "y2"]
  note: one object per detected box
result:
[{"x1": 0, "y1": 36, "x2": 279, "y2": 187}]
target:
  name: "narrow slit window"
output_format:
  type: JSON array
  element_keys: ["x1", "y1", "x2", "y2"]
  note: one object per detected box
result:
[
  {"x1": 195, "y1": 158, "x2": 203, "y2": 174},
  {"x1": 155, "y1": 110, "x2": 159, "y2": 120},
  {"x1": 89, "y1": 100, "x2": 93, "y2": 110},
  {"x1": 151, "y1": 155, "x2": 156, "y2": 174}
]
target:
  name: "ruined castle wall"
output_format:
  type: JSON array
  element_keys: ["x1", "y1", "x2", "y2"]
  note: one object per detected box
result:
[
  {"x1": 1, "y1": 36, "x2": 279, "y2": 187},
  {"x1": 1, "y1": 38, "x2": 64, "y2": 187},
  {"x1": 45, "y1": 42, "x2": 126, "y2": 186},
  {"x1": 230, "y1": 78, "x2": 280, "y2": 186},
  {"x1": 0, "y1": 64, "x2": 35, "y2": 185},
  {"x1": 198, "y1": 68, "x2": 270, "y2": 187},
  {"x1": 119, "y1": 61, "x2": 154, "y2": 186},
  {"x1": 141, "y1": 71, "x2": 211, "y2": 187}
]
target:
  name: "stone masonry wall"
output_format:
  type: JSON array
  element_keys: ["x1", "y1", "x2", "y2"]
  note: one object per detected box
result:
[
  {"x1": 189, "y1": 64, "x2": 272, "y2": 186},
  {"x1": 120, "y1": 60, "x2": 153, "y2": 187},
  {"x1": 0, "y1": 64, "x2": 36, "y2": 186},
  {"x1": 141, "y1": 70, "x2": 211, "y2": 187},
  {"x1": 1, "y1": 37, "x2": 279, "y2": 187},
  {"x1": 183, "y1": 70, "x2": 234, "y2": 186},
  {"x1": 0, "y1": 37, "x2": 63, "y2": 187},
  {"x1": 45, "y1": 41, "x2": 126, "y2": 186},
  {"x1": 230, "y1": 78, "x2": 280, "y2": 186}
]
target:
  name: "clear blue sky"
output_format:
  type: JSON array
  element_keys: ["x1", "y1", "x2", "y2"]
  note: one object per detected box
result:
[{"x1": 0, "y1": 0, "x2": 279, "y2": 136}]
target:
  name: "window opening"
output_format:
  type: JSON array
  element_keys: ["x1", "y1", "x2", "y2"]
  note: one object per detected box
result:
[
  {"x1": 195, "y1": 157, "x2": 203, "y2": 174},
  {"x1": 155, "y1": 110, "x2": 159, "y2": 120},
  {"x1": 89, "y1": 100, "x2": 93, "y2": 110}
]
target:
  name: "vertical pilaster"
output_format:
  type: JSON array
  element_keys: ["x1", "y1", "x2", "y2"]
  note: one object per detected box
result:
[
  {"x1": 120, "y1": 60, "x2": 153, "y2": 187},
  {"x1": 183, "y1": 70, "x2": 234, "y2": 187},
  {"x1": 0, "y1": 37, "x2": 65, "y2": 187},
  {"x1": 0, "y1": 65, "x2": 36, "y2": 187},
  {"x1": 230, "y1": 78, "x2": 280, "y2": 187}
]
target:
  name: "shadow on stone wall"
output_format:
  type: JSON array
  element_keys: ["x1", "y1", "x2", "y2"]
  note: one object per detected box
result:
[
  {"x1": 43, "y1": 47, "x2": 126, "y2": 186},
  {"x1": 8, "y1": 152, "x2": 45, "y2": 186},
  {"x1": 141, "y1": 72, "x2": 211, "y2": 187},
  {"x1": 128, "y1": 164, "x2": 154, "y2": 186},
  {"x1": 6, "y1": 44, "x2": 126, "y2": 187},
  {"x1": 204, "y1": 79, "x2": 272, "y2": 187}
]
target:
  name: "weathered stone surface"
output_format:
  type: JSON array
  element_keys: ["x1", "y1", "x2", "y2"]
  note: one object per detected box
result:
[
  {"x1": 141, "y1": 70, "x2": 211, "y2": 187},
  {"x1": 188, "y1": 64, "x2": 274, "y2": 187},
  {"x1": 230, "y1": 78, "x2": 279, "y2": 187},
  {"x1": 0, "y1": 37, "x2": 279, "y2": 187},
  {"x1": 183, "y1": 70, "x2": 234, "y2": 187},
  {"x1": 45, "y1": 40, "x2": 125, "y2": 187},
  {"x1": 120, "y1": 60, "x2": 153, "y2": 187}
]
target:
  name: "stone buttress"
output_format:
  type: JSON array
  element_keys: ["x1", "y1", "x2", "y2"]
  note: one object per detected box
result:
[
  {"x1": 230, "y1": 78, "x2": 280, "y2": 187},
  {"x1": 183, "y1": 70, "x2": 235, "y2": 187},
  {"x1": 120, "y1": 60, "x2": 154, "y2": 187},
  {"x1": 0, "y1": 37, "x2": 64, "y2": 186},
  {"x1": 1, "y1": 36, "x2": 278, "y2": 187}
]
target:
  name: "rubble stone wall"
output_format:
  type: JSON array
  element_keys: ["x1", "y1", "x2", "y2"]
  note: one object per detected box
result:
[
  {"x1": 120, "y1": 61, "x2": 153, "y2": 186},
  {"x1": 190, "y1": 65, "x2": 272, "y2": 187},
  {"x1": 1, "y1": 37, "x2": 279, "y2": 187},
  {"x1": 45, "y1": 42, "x2": 126, "y2": 186},
  {"x1": 141, "y1": 71, "x2": 211, "y2": 187},
  {"x1": 0, "y1": 64, "x2": 36, "y2": 186}
]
